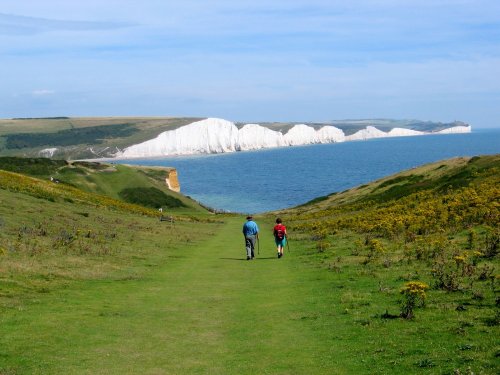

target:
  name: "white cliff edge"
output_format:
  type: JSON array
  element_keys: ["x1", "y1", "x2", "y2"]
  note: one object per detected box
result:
[
  {"x1": 436, "y1": 126, "x2": 471, "y2": 134},
  {"x1": 39, "y1": 148, "x2": 58, "y2": 157},
  {"x1": 117, "y1": 118, "x2": 471, "y2": 159}
]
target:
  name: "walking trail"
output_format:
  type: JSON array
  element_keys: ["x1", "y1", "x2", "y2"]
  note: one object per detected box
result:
[{"x1": 2, "y1": 217, "x2": 344, "y2": 374}]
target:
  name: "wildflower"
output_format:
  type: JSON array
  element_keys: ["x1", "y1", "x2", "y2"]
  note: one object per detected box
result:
[
  {"x1": 453, "y1": 255, "x2": 467, "y2": 265},
  {"x1": 400, "y1": 281, "x2": 429, "y2": 297},
  {"x1": 400, "y1": 281, "x2": 429, "y2": 319}
]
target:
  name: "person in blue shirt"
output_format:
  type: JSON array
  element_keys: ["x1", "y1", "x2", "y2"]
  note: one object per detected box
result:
[{"x1": 242, "y1": 215, "x2": 259, "y2": 260}]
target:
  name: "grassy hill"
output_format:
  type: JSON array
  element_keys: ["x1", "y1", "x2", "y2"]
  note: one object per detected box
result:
[
  {"x1": 0, "y1": 159, "x2": 227, "y2": 374},
  {"x1": 0, "y1": 117, "x2": 467, "y2": 160},
  {"x1": 0, "y1": 117, "x2": 202, "y2": 159},
  {"x1": 0, "y1": 155, "x2": 498, "y2": 374},
  {"x1": 0, "y1": 157, "x2": 208, "y2": 215},
  {"x1": 270, "y1": 154, "x2": 499, "y2": 372},
  {"x1": 0, "y1": 156, "x2": 215, "y2": 321}
]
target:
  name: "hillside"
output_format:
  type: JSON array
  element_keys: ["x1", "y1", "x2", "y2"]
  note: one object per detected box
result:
[
  {"x1": 282, "y1": 154, "x2": 499, "y2": 224},
  {"x1": 0, "y1": 155, "x2": 498, "y2": 374},
  {"x1": 0, "y1": 116, "x2": 469, "y2": 160},
  {"x1": 0, "y1": 117, "x2": 202, "y2": 159},
  {"x1": 271, "y1": 154, "x2": 499, "y2": 371},
  {"x1": 278, "y1": 154, "x2": 499, "y2": 268},
  {"x1": 0, "y1": 156, "x2": 209, "y2": 215}
]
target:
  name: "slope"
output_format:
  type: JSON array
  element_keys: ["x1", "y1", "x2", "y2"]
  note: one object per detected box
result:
[
  {"x1": 0, "y1": 157, "x2": 208, "y2": 215},
  {"x1": 1, "y1": 214, "x2": 354, "y2": 374},
  {"x1": 1, "y1": 155, "x2": 498, "y2": 374},
  {"x1": 269, "y1": 154, "x2": 500, "y2": 373}
]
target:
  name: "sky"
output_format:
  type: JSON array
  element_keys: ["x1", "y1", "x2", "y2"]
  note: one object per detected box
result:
[{"x1": 0, "y1": 1, "x2": 499, "y2": 128}]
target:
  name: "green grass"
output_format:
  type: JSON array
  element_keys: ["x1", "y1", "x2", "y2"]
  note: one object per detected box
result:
[
  {"x1": 0, "y1": 157, "x2": 207, "y2": 215},
  {"x1": 0, "y1": 117, "x2": 203, "y2": 159},
  {"x1": 281, "y1": 230, "x2": 499, "y2": 374},
  {"x1": 0, "y1": 157, "x2": 67, "y2": 176},
  {"x1": 0, "y1": 155, "x2": 498, "y2": 374},
  {"x1": 4, "y1": 123, "x2": 138, "y2": 149},
  {"x1": 118, "y1": 187, "x2": 186, "y2": 208},
  {"x1": 2, "y1": 207, "x2": 497, "y2": 373}
]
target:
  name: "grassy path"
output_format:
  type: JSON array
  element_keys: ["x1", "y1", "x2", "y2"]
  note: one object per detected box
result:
[{"x1": 1, "y1": 216, "x2": 343, "y2": 374}]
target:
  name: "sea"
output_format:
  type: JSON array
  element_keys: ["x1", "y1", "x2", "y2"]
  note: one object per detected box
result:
[{"x1": 116, "y1": 129, "x2": 500, "y2": 214}]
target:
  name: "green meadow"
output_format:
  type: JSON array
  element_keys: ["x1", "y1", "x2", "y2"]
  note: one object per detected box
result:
[{"x1": 0, "y1": 155, "x2": 498, "y2": 374}]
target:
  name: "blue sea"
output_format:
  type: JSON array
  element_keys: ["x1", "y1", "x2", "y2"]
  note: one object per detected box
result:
[{"x1": 117, "y1": 129, "x2": 500, "y2": 213}]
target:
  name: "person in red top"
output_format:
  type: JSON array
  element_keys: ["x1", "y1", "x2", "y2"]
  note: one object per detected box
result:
[{"x1": 273, "y1": 217, "x2": 287, "y2": 258}]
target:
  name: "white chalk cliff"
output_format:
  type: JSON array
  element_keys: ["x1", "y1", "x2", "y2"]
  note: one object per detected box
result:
[
  {"x1": 118, "y1": 118, "x2": 471, "y2": 159},
  {"x1": 436, "y1": 126, "x2": 472, "y2": 134}
]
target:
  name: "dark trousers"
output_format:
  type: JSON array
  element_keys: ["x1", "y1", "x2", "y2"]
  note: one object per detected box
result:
[{"x1": 245, "y1": 235, "x2": 256, "y2": 258}]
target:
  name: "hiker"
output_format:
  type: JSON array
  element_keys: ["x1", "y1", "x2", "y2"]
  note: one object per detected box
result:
[
  {"x1": 273, "y1": 217, "x2": 287, "y2": 258},
  {"x1": 242, "y1": 215, "x2": 259, "y2": 260}
]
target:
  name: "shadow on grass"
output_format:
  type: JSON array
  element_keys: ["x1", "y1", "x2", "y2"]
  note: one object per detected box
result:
[{"x1": 219, "y1": 257, "x2": 277, "y2": 261}]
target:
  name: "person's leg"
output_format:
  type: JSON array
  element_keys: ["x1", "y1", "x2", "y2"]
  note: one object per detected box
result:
[
  {"x1": 245, "y1": 237, "x2": 253, "y2": 259},
  {"x1": 250, "y1": 236, "x2": 255, "y2": 258},
  {"x1": 246, "y1": 235, "x2": 256, "y2": 259},
  {"x1": 280, "y1": 238, "x2": 286, "y2": 256}
]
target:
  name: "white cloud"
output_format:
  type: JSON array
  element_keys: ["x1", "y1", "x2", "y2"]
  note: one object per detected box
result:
[
  {"x1": 0, "y1": 13, "x2": 133, "y2": 36},
  {"x1": 0, "y1": 1, "x2": 499, "y2": 127},
  {"x1": 32, "y1": 89, "x2": 55, "y2": 96}
]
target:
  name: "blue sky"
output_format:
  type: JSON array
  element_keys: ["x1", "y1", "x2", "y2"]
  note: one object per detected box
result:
[{"x1": 0, "y1": 1, "x2": 499, "y2": 128}]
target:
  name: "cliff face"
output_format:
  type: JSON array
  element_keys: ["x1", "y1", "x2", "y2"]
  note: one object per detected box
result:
[
  {"x1": 166, "y1": 169, "x2": 180, "y2": 193},
  {"x1": 117, "y1": 118, "x2": 472, "y2": 159}
]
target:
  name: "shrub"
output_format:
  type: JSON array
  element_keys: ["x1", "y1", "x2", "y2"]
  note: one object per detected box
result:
[
  {"x1": 0, "y1": 156, "x2": 67, "y2": 176},
  {"x1": 5, "y1": 123, "x2": 137, "y2": 149},
  {"x1": 431, "y1": 262, "x2": 460, "y2": 291},
  {"x1": 483, "y1": 227, "x2": 499, "y2": 258},
  {"x1": 316, "y1": 240, "x2": 330, "y2": 253},
  {"x1": 400, "y1": 281, "x2": 429, "y2": 319},
  {"x1": 118, "y1": 187, "x2": 186, "y2": 209},
  {"x1": 467, "y1": 229, "x2": 477, "y2": 250}
]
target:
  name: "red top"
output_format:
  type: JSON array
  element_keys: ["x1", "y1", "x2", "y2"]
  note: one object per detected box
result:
[{"x1": 273, "y1": 224, "x2": 287, "y2": 238}]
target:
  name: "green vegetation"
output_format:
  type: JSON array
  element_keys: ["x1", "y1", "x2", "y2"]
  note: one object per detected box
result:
[
  {"x1": 275, "y1": 154, "x2": 499, "y2": 373},
  {"x1": 0, "y1": 169, "x2": 162, "y2": 217},
  {"x1": 0, "y1": 155, "x2": 498, "y2": 374},
  {"x1": 118, "y1": 187, "x2": 186, "y2": 208},
  {"x1": 5, "y1": 124, "x2": 137, "y2": 149},
  {"x1": 298, "y1": 193, "x2": 331, "y2": 206},
  {"x1": 0, "y1": 157, "x2": 67, "y2": 176},
  {"x1": 0, "y1": 157, "x2": 205, "y2": 215},
  {"x1": 0, "y1": 117, "x2": 202, "y2": 159}
]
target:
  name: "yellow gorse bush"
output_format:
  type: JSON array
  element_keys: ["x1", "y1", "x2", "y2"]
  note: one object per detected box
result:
[
  {"x1": 400, "y1": 281, "x2": 429, "y2": 319},
  {"x1": 400, "y1": 281, "x2": 429, "y2": 297},
  {"x1": 454, "y1": 255, "x2": 467, "y2": 265},
  {"x1": 289, "y1": 179, "x2": 499, "y2": 240}
]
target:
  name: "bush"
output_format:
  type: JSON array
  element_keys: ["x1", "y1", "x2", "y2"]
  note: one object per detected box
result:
[
  {"x1": 0, "y1": 157, "x2": 67, "y2": 176},
  {"x1": 5, "y1": 123, "x2": 137, "y2": 149},
  {"x1": 118, "y1": 187, "x2": 186, "y2": 209},
  {"x1": 483, "y1": 227, "x2": 499, "y2": 258},
  {"x1": 400, "y1": 281, "x2": 429, "y2": 319}
]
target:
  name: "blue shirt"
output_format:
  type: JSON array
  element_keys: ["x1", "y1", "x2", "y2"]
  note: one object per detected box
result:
[{"x1": 242, "y1": 220, "x2": 259, "y2": 236}]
